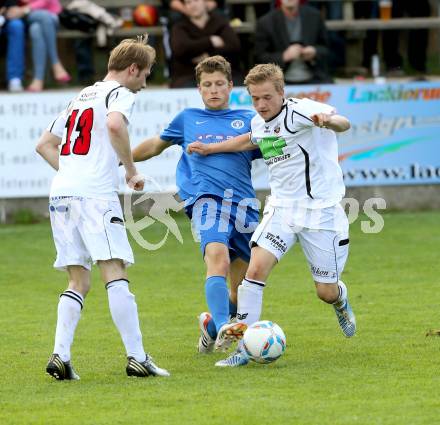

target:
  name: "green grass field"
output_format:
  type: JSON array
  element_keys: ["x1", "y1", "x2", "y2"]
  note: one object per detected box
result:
[{"x1": 1, "y1": 211, "x2": 439, "y2": 425}]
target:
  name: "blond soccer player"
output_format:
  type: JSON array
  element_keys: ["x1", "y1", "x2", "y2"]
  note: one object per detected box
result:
[{"x1": 36, "y1": 35, "x2": 170, "y2": 379}]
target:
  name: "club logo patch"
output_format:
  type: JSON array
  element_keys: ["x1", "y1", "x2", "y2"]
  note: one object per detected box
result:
[{"x1": 231, "y1": 119, "x2": 245, "y2": 129}]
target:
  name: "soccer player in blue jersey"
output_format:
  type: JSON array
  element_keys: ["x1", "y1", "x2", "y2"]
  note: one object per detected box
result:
[{"x1": 132, "y1": 55, "x2": 261, "y2": 354}]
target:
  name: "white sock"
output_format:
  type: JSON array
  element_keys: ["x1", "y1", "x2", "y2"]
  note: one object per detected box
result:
[
  {"x1": 237, "y1": 278, "x2": 265, "y2": 327},
  {"x1": 53, "y1": 289, "x2": 84, "y2": 362},
  {"x1": 106, "y1": 279, "x2": 146, "y2": 362},
  {"x1": 333, "y1": 281, "x2": 348, "y2": 310}
]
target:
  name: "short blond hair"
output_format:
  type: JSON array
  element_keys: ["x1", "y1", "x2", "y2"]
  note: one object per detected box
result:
[
  {"x1": 195, "y1": 55, "x2": 232, "y2": 83},
  {"x1": 108, "y1": 34, "x2": 156, "y2": 72},
  {"x1": 244, "y1": 63, "x2": 285, "y2": 93}
]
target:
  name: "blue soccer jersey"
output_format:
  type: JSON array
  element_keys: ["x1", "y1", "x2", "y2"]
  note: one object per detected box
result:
[{"x1": 160, "y1": 108, "x2": 260, "y2": 207}]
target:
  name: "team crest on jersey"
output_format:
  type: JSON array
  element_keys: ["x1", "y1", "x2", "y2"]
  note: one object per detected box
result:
[
  {"x1": 231, "y1": 119, "x2": 244, "y2": 129},
  {"x1": 274, "y1": 125, "x2": 281, "y2": 134}
]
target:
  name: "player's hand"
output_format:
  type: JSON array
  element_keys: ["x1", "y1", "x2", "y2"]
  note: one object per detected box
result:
[
  {"x1": 187, "y1": 142, "x2": 210, "y2": 156},
  {"x1": 311, "y1": 113, "x2": 332, "y2": 129},
  {"x1": 126, "y1": 168, "x2": 145, "y2": 191}
]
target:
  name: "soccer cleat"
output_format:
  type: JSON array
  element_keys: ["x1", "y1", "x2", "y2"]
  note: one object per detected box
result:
[
  {"x1": 46, "y1": 354, "x2": 80, "y2": 381},
  {"x1": 197, "y1": 312, "x2": 215, "y2": 354},
  {"x1": 214, "y1": 322, "x2": 247, "y2": 352},
  {"x1": 334, "y1": 298, "x2": 356, "y2": 337},
  {"x1": 126, "y1": 354, "x2": 170, "y2": 377},
  {"x1": 215, "y1": 349, "x2": 249, "y2": 367}
]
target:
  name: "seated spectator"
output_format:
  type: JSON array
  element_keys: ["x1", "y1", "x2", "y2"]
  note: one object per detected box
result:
[
  {"x1": 169, "y1": 0, "x2": 241, "y2": 88},
  {"x1": 0, "y1": 0, "x2": 25, "y2": 91},
  {"x1": 165, "y1": 0, "x2": 225, "y2": 25},
  {"x1": 10, "y1": 0, "x2": 71, "y2": 91},
  {"x1": 255, "y1": 0, "x2": 332, "y2": 84}
]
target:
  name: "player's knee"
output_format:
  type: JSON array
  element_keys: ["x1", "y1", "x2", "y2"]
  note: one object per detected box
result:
[
  {"x1": 246, "y1": 264, "x2": 267, "y2": 282},
  {"x1": 204, "y1": 252, "x2": 230, "y2": 276},
  {"x1": 315, "y1": 282, "x2": 339, "y2": 304},
  {"x1": 98, "y1": 259, "x2": 126, "y2": 282}
]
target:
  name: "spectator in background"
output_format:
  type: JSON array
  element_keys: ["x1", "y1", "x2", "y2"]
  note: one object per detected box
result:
[
  {"x1": 382, "y1": 0, "x2": 431, "y2": 78},
  {"x1": 0, "y1": 0, "x2": 25, "y2": 92},
  {"x1": 164, "y1": 0, "x2": 225, "y2": 24},
  {"x1": 161, "y1": 0, "x2": 227, "y2": 78},
  {"x1": 169, "y1": 0, "x2": 241, "y2": 88},
  {"x1": 255, "y1": 0, "x2": 332, "y2": 85},
  {"x1": 10, "y1": 0, "x2": 71, "y2": 91}
]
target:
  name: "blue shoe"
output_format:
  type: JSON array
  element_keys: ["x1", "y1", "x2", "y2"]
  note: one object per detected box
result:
[
  {"x1": 215, "y1": 349, "x2": 249, "y2": 367},
  {"x1": 334, "y1": 299, "x2": 356, "y2": 337}
]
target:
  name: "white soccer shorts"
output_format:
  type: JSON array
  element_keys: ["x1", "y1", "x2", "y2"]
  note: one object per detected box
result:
[
  {"x1": 49, "y1": 197, "x2": 134, "y2": 270},
  {"x1": 251, "y1": 203, "x2": 349, "y2": 283}
]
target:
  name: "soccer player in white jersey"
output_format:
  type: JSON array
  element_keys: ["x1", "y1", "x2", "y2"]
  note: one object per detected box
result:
[
  {"x1": 188, "y1": 63, "x2": 355, "y2": 367},
  {"x1": 36, "y1": 35, "x2": 170, "y2": 380}
]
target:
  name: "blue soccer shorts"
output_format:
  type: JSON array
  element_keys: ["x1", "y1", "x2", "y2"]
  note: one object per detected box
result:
[{"x1": 186, "y1": 195, "x2": 260, "y2": 262}]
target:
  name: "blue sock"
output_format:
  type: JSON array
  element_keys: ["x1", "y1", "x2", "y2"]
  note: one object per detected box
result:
[
  {"x1": 205, "y1": 276, "x2": 229, "y2": 333},
  {"x1": 206, "y1": 318, "x2": 217, "y2": 339},
  {"x1": 229, "y1": 299, "x2": 237, "y2": 320},
  {"x1": 206, "y1": 298, "x2": 237, "y2": 338}
]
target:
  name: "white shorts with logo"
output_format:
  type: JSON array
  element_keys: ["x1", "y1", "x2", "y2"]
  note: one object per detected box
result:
[
  {"x1": 49, "y1": 197, "x2": 134, "y2": 271},
  {"x1": 251, "y1": 202, "x2": 349, "y2": 283}
]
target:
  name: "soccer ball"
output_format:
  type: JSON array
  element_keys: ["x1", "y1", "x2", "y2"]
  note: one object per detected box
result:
[
  {"x1": 133, "y1": 4, "x2": 158, "y2": 27},
  {"x1": 243, "y1": 320, "x2": 286, "y2": 364}
]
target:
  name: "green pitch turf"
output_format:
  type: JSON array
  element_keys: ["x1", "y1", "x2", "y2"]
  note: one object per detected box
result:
[{"x1": 0, "y1": 211, "x2": 439, "y2": 425}]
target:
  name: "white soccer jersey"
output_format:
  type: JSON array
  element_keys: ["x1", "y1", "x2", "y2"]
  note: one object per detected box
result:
[
  {"x1": 48, "y1": 80, "x2": 135, "y2": 200},
  {"x1": 251, "y1": 98, "x2": 345, "y2": 209}
]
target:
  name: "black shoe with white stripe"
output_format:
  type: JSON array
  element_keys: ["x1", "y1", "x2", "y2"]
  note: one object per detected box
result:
[
  {"x1": 46, "y1": 354, "x2": 80, "y2": 380},
  {"x1": 126, "y1": 354, "x2": 170, "y2": 377}
]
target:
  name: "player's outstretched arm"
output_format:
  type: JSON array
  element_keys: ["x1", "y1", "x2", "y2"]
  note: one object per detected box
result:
[
  {"x1": 132, "y1": 136, "x2": 170, "y2": 162},
  {"x1": 187, "y1": 132, "x2": 256, "y2": 156},
  {"x1": 36, "y1": 131, "x2": 62, "y2": 170},
  {"x1": 311, "y1": 113, "x2": 350, "y2": 132},
  {"x1": 107, "y1": 111, "x2": 144, "y2": 191}
]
